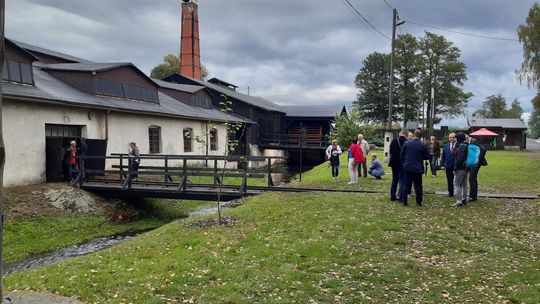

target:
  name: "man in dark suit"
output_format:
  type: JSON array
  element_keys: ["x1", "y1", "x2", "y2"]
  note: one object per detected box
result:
[
  {"x1": 440, "y1": 133, "x2": 457, "y2": 197},
  {"x1": 400, "y1": 129, "x2": 431, "y2": 206},
  {"x1": 388, "y1": 129, "x2": 409, "y2": 201}
]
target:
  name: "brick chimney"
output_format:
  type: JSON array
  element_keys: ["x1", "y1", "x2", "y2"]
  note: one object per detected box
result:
[{"x1": 179, "y1": 0, "x2": 202, "y2": 80}]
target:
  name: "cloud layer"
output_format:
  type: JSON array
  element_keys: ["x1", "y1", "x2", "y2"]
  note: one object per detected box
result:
[{"x1": 6, "y1": 0, "x2": 537, "y2": 126}]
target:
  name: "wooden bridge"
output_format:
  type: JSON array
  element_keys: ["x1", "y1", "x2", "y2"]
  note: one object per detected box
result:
[{"x1": 73, "y1": 154, "x2": 376, "y2": 201}]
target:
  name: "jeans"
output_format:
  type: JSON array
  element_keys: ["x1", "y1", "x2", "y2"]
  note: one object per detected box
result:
[
  {"x1": 401, "y1": 171, "x2": 423, "y2": 205},
  {"x1": 331, "y1": 165, "x2": 339, "y2": 177},
  {"x1": 469, "y1": 166, "x2": 481, "y2": 199},
  {"x1": 390, "y1": 166, "x2": 403, "y2": 200},
  {"x1": 430, "y1": 156, "x2": 439, "y2": 176},
  {"x1": 69, "y1": 164, "x2": 78, "y2": 182},
  {"x1": 348, "y1": 158, "x2": 359, "y2": 184},
  {"x1": 453, "y1": 169, "x2": 468, "y2": 203},
  {"x1": 358, "y1": 161, "x2": 368, "y2": 177},
  {"x1": 445, "y1": 167, "x2": 455, "y2": 196}
]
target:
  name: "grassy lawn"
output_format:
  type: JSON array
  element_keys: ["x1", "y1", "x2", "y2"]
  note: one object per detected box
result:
[
  {"x1": 4, "y1": 151, "x2": 539, "y2": 303},
  {"x1": 292, "y1": 150, "x2": 540, "y2": 195},
  {"x1": 5, "y1": 192, "x2": 539, "y2": 303},
  {"x1": 3, "y1": 199, "x2": 212, "y2": 264}
]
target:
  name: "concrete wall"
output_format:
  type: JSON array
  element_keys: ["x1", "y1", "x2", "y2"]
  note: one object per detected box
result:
[
  {"x1": 2, "y1": 99, "x2": 229, "y2": 186},
  {"x1": 2, "y1": 99, "x2": 105, "y2": 186}
]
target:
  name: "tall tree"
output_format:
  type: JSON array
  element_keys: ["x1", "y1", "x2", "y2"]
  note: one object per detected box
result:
[
  {"x1": 150, "y1": 54, "x2": 209, "y2": 80},
  {"x1": 353, "y1": 52, "x2": 397, "y2": 124},
  {"x1": 507, "y1": 99, "x2": 524, "y2": 119},
  {"x1": 475, "y1": 94, "x2": 508, "y2": 118},
  {"x1": 418, "y1": 32, "x2": 472, "y2": 127},
  {"x1": 528, "y1": 94, "x2": 540, "y2": 138},
  {"x1": 517, "y1": 3, "x2": 540, "y2": 88},
  {"x1": 474, "y1": 94, "x2": 524, "y2": 120},
  {"x1": 394, "y1": 34, "x2": 422, "y2": 127}
]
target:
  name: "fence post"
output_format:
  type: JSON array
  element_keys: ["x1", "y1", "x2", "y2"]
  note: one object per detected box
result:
[
  {"x1": 119, "y1": 154, "x2": 124, "y2": 180},
  {"x1": 267, "y1": 157, "x2": 273, "y2": 187},
  {"x1": 179, "y1": 158, "x2": 187, "y2": 191},
  {"x1": 299, "y1": 123, "x2": 303, "y2": 182},
  {"x1": 79, "y1": 158, "x2": 85, "y2": 187},
  {"x1": 164, "y1": 155, "x2": 169, "y2": 183},
  {"x1": 213, "y1": 159, "x2": 218, "y2": 185}
]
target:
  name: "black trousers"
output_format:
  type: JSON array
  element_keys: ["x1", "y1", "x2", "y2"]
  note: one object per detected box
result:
[
  {"x1": 469, "y1": 165, "x2": 481, "y2": 199},
  {"x1": 401, "y1": 171, "x2": 423, "y2": 205},
  {"x1": 331, "y1": 165, "x2": 339, "y2": 177},
  {"x1": 445, "y1": 167, "x2": 454, "y2": 196},
  {"x1": 358, "y1": 161, "x2": 367, "y2": 177}
]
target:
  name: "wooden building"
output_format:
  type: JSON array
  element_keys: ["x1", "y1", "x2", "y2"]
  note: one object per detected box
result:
[{"x1": 468, "y1": 118, "x2": 528, "y2": 150}]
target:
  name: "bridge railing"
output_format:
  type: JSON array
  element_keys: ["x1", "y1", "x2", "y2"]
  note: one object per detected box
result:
[
  {"x1": 72, "y1": 154, "x2": 287, "y2": 193},
  {"x1": 259, "y1": 133, "x2": 330, "y2": 148}
]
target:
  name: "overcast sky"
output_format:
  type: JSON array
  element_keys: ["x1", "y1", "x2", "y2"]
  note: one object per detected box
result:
[{"x1": 6, "y1": 0, "x2": 537, "y2": 126}]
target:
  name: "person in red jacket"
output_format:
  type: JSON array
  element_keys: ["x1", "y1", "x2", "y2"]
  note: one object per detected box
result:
[{"x1": 347, "y1": 138, "x2": 365, "y2": 184}]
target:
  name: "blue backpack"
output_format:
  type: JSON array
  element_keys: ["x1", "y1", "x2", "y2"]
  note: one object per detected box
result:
[{"x1": 466, "y1": 143, "x2": 480, "y2": 168}]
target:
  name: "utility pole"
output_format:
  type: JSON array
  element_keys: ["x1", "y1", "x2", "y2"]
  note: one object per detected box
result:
[
  {"x1": 0, "y1": 0, "x2": 5, "y2": 300},
  {"x1": 383, "y1": 8, "x2": 403, "y2": 162},
  {"x1": 386, "y1": 8, "x2": 397, "y2": 130}
]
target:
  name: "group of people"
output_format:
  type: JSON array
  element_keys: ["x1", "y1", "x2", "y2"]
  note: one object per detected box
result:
[
  {"x1": 327, "y1": 129, "x2": 487, "y2": 207},
  {"x1": 389, "y1": 129, "x2": 487, "y2": 207},
  {"x1": 325, "y1": 134, "x2": 385, "y2": 184}
]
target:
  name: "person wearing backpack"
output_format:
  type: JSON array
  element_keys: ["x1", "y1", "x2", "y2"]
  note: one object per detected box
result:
[
  {"x1": 467, "y1": 135, "x2": 488, "y2": 202},
  {"x1": 452, "y1": 133, "x2": 469, "y2": 207}
]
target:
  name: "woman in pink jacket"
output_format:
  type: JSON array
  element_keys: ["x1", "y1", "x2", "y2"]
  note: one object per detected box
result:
[{"x1": 348, "y1": 138, "x2": 365, "y2": 184}]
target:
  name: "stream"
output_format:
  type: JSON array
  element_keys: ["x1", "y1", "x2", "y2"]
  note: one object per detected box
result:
[{"x1": 4, "y1": 204, "x2": 220, "y2": 275}]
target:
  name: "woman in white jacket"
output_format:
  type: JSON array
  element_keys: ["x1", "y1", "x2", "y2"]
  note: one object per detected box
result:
[{"x1": 325, "y1": 139, "x2": 342, "y2": 179}]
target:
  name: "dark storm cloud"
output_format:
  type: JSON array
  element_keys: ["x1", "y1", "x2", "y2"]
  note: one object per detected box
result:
[{"x1": 6, "y1": 0, "x2": 537, "y2": 123}]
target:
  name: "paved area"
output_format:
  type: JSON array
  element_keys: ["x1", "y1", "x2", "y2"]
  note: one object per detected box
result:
[
  {"x1": 4, "y1": 292, "x2": 84, "y2": 304},
  {"x1": 526, "y1": 137, "x2": 540, "y2": 152}
]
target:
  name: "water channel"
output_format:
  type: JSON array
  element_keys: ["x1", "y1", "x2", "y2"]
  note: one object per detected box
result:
[{"x1": 4, "y1": 165, "x2": 312, "y2": 275}]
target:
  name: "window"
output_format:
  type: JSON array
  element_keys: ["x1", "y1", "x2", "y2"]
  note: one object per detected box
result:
[
  {"x1": 95, "y1": 78, "x2": 159, "y2": 103},
  {"x1": 191, "y1": 95, "x2": 212, "y2": 108},
  {"x1": 2, "y1": 60, "x2": 33, "y2": 84},
  {"x1": 8, "y1": 60, "x2": 21, "y2": 82},
  {"x1": 209, "y1": 128, "x2": 218, "y2": 151},
  {"x1": 183, "y1": 128, "x2": 193, "y2": 152},
  {"x1": 148, "y1": 126, "x2": 161, "y2": 154},
  {"x1": 45, "y1": 124, "x2": 81, "y2": 138}
]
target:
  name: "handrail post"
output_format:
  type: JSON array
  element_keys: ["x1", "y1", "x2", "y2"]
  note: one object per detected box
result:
[
  {"x1": 213, "y1": 159, "x2": 218, "y2": 185},
  {"x1": 179, "y1": 158, "x2": 187, "y2": 192},
  {"x1": 239, "y1": 159, "x2": 247, "y2": 195},
  {"x1": 164, "y1": 155, "x2": 169, "y2": 183},
  {"x1": 79, "y1": 158, "x2": 85, "y2": 187},
  {"x1": 119, "y1": 154, "x2": 124, "y2": 180},
  {"x1": 299, "y1": 125, "x2": 303, "y2": 183},
  {"x1": 267, "y1": 157, "x2": 274, "y2": 187}
]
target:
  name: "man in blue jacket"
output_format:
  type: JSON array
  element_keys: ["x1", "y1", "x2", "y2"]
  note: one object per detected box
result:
[
  {"x1": 440, "y1": 133, "x2": 457, "y2": 197},
  {"x1": 400, "y1": 129, "x2": 431, "y2": 206}
]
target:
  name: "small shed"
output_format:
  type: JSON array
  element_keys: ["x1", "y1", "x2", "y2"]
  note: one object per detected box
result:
[{"x1": 468, "y1": 118, "x2": 528, "y2": 150}]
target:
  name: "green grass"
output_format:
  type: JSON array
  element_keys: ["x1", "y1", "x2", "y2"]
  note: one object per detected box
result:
[
  {"x1": 4, "y1": 151, "x2": 539, "y2": 303},
  {"x1": 292, "y1": 150, "x2": 540, "y2": 195},
  {"x1": 5, "y1": 193, "x2": 539, "y2": 303},
  {"x1": 3, "y1": 199, "x2": 212, "y2": 264}
]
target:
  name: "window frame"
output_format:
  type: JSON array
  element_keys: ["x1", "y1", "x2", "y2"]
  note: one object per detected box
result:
[
  {"x1": 209, "y1": 128, "x2": 218, "y2": 151},
  {"x1": 148, "y1": 126, "x2": 161, "y2": 154},
  {"x1": 183, "y1": 128, "x2": 193, "y2": 153}
]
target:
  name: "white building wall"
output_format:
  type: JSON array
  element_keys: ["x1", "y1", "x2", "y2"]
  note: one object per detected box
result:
[
  {"x1": 106, "y1": 112, "x2": 228, "y2": 168},
  {"x1": 2, "y1": 100, "x2": 105, "y2": 186},
  {"x1": 2, "y1": 99, "x2": 231, "y2": 186}
]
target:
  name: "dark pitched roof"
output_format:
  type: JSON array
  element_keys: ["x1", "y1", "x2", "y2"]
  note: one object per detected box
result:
[
  {"x1": 208, "y1": 77, "x2": 238, "y2": 89},
  {"x1": 164, "y1": 73, "x2": 285, "y2": 113},
  {"x1": 3, "y1": 67, "x2": 252, "y2": 124},
  {"x1": 41, "y1": 62, "x2": 158, "y2": 88},
  {"x1": 468, "y1": 118, "x2": 527, "y2": 130},
  {"x1": 152, "y1": 78, "x2": 206, "y2": 93},
  {"x1": 5, "y1": 38, "x2": 40, "y2": 62},
  {"x1": 11, "y1": 40, "x2": 93, "y2": 63},
  {"x1": 281, "y1": 105, "x2": 346, "y2": 118},
  {"x1": 41, "y1": 62, "x2": 132, "y2": 73}
]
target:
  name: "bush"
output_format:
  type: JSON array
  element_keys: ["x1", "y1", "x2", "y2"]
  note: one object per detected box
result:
[{"x1": 329, "y1": 109, "x2": 377, "y2": 148}]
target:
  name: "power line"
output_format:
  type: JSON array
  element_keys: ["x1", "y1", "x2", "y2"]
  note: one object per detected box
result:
[
  {"x1": 338, "y1": 0, "x2": 385, "y2": 42},
  {"x1": 383, "y1": 0, "x2": 393, "y2": 10},
  {"x1": 404, "y1": 20, "x2": 519, "y2": 42},
  {"x1": 341, "y1": 0, "x2": 391, "y2": 40}
]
